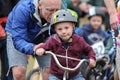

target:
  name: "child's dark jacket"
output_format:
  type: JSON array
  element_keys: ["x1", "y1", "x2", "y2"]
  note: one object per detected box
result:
[
  {"x1": 37, "y1": 34, "x2": 95, "y2": 79},
  {"x1": 77, "y1": 24, "x2": 110, "y2": 46}
]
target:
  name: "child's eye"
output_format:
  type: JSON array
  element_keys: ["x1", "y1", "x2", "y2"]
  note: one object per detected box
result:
[
  {"x1": 65, "y1": 26, "x2": 69, "y2": 29},
  {"x1": 58, "y1": 28, "x2": 62, "y2": 31}
]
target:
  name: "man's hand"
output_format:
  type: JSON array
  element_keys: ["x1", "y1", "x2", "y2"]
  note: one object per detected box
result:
[
  {"x1": 35, "y1": 48, "x2": 45, "y2": 56},
  {"x1": 110, "y1": 13, "x2": 119, "y2": 31},
  {"x1": 33, "y1": 43, "x2": 45, "y2": 56},
  {"x1": 104, "y1": 0, "x2": 119, "y2": 31},
  {"x1": 33, "y1": 43, "x2": 44, "y2": 51}
]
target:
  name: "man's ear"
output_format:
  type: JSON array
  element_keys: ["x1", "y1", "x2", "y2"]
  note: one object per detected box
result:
[{"x1": 38, "y1": 1, "x2": 42, "y2": 9}]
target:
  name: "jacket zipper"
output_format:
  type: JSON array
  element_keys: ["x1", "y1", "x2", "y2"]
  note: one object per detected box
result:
[{"x1": 62, "y1": 46, "x2": 69, "y2": 78}]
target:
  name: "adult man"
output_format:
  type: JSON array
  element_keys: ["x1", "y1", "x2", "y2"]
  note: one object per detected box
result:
[
  {"x1": 5, "y1": 0, "x2": 61, "y2": 80},
  {"x1": 104, "y1": 0, "x2": 120, "y2": 79}
]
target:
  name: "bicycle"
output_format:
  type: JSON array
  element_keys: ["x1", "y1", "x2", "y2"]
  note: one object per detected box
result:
[
  {"x1": 86, "y1": 41, "x2": 110, "y2": 80},
  {"x1": 27, "y1": 56, "x2": 43, "y2": 80},
  {"x1": 27, "y1": 51, "x2": 89, "y2": 80}
]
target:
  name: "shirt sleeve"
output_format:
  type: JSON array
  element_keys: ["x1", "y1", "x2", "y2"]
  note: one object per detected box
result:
[
  {"x1": 11, "y1": 4, "x2": 35, "y2": 55},
  {"x1": 35, "y1": 37, "x2": 53, "y2": 51},
  {"x1": 81, "y1": 37, "x2": 96, "y2": 60}
]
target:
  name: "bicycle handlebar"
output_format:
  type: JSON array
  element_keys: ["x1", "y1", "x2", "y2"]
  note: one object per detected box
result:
[{"x1": 45, "y1": 51, "x2": 89, "y2": 71}]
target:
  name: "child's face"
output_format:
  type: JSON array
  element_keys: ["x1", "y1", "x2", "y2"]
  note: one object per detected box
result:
[
  {"x1": 89, "y1": 16, "x2": 103, "y2": 30},
  {"x1": 54, "y1": 22, "x2": 75, "y2": 42}
]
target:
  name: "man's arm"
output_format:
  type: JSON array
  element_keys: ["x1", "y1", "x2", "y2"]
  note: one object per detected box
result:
[
  {"x1": 10, "y1": 4, "x2": 35, "y2": 55},
  {"x1": 104, "y1": 0, "x2": 119, "y2": 30}
]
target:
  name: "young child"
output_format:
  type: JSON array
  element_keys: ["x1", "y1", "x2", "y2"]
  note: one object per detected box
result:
[
  {"x1": 76, "y1": 7, "x2": 112, "y2": 80},
  {"x1": 34, "y1": 9, "x2": 96, "y2": 80},
  {"x1": 76, "y1": 7, "x2": 110, "y2": 46}
]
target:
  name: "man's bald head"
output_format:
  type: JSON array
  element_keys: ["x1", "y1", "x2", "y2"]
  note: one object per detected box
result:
[
  {"x1": 38, "y1": 0, "x2": 62, "y2": 22},
  {"x1": 39, "y1": 0, "x2": 62, "y2": 6}
]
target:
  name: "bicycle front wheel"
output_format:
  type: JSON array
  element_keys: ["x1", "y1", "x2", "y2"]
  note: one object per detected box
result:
[{"x1": 27, "y1": 68, "x2": 43, "y2": 80}]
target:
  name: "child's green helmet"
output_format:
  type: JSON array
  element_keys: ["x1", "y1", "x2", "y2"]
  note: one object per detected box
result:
[{"x1": 50, "y1": 9, "x2": 78, "y2": 28}]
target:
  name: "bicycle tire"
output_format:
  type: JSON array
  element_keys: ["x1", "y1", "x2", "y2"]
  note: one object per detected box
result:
[
  {"x1": 85, "y1": 68, "x2": 95, "y2": 80},
  {"x1": 86, "y1": 62, "x2": 106, "y2": 80},
  {"x1": 109, "y1": 74, "x2": 114, "y2": 80},
  {"x1": 26, "y1": 68, "x2": 43, "y2": 80}
]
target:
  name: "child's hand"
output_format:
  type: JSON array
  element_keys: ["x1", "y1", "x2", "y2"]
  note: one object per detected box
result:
[
  {"x1": 89, "y1": 59, "x2": 96, "y2": 67},
  {"x1": 35, "y1": 48, "x2": 45, "y2": 56}
]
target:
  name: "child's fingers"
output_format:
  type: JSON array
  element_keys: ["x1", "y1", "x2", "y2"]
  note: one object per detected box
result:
[
  {"x1": 89, "y1": 59, "x2": 96, "y2": 67},
  {"x1": 33, "y1": 43, "x2": 44, "y2": 51}
]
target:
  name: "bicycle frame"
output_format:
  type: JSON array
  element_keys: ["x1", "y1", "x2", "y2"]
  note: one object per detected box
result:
[{"x1": 45, "y1": 51, "x2": 89, "y2": 80}]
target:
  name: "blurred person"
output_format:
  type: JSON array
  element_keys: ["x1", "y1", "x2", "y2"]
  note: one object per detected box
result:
[
  {"x1": 88, "y1": 0, "x2": 111, "y2": 31},
  {"x1": 76, "y1": 7, "x2": 110, "y2": 46},
  {"x1": 76, "y1": 9, "x2": 114, "y2": 78},
  {"x1": 105, "y1": 0, "x2": 120, "y2": 79},
  {"x1": 62, "y1": 0, "x2": 91, "y2": 18},
  {"x1": 0, "y1": 0, "x2": 19, "y2": 80},
  {"x1": 62, "y1": 0, "x2": 118, "y2": 31}
]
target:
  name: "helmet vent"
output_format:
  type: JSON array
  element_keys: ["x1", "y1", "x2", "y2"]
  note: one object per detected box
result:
[
  {"x1": 56, "y1": 15, "x2": 59, "y2": 17},
  {"x1": 63, "y1": 14, "x2": 66, "y2": 16}
]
